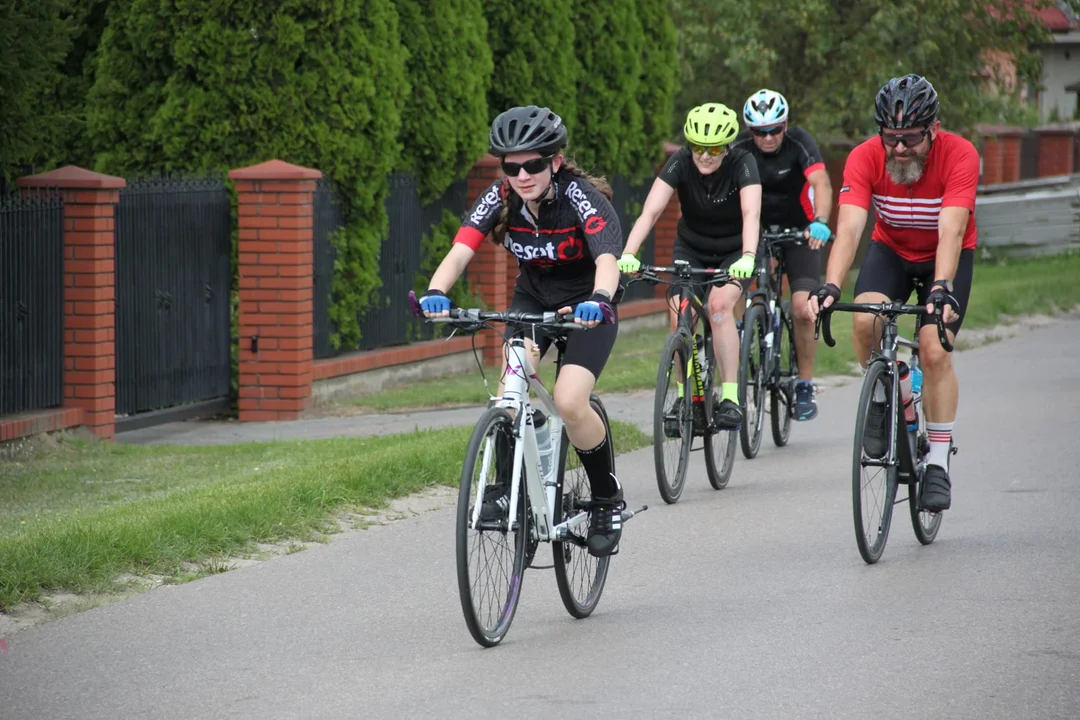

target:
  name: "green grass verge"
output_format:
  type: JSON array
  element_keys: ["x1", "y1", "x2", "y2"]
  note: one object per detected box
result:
[
  {"x1": 0, "y1": 420, "x2": 650, "y2": 610},
  {"x1": 345, "y1": 251, "x2": 1080, "y2": 409}
]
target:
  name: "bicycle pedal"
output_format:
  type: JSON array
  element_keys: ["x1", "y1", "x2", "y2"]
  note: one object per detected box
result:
[{"x1": 620, "y1": 505, "x2": 649, "y2": 522}]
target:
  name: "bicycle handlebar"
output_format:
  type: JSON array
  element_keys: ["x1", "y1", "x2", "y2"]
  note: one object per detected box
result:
[
  {"x1": 760, "y1": 226, "x2": 837, "y2": 244},
  {"x1": 407, "y1": 290, "x2": 614, "y2": 329},
  {"x1": 816, "y1": 301, "x2": 953, "y2": 352},
  {"x1": 631, "y1": 263, "x2": 732, "y2": 286}
]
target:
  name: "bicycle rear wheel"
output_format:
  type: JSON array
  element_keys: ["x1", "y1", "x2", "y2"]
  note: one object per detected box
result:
[
  {"x1": 653, "y1": 332, "x2": 693, "y2": 504},
  {"x1": 739, "y1": 304, "x2": 767, "y2": 459},
  {"x1": 853, "y1": 361, "x2": 898, "y2": 565},
  {"x1": 703, "y1": 335, "x2": 735, "y2": 489},
  {"x1": 456, "y1": 406, "x2": 527, "y2": 647},
  {"x1": 770, "y1": 302, "x2": 796, "y2": 448},
  {"x1": 553, "y1": 394, "x2": 612, "y2": 619}
]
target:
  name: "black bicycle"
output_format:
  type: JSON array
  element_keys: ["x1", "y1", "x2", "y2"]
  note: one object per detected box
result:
[
  {"x1": 817, "y1": 301, "x2": 954, "y2": 564},
  {"x1": 628, "y1": 261, "x2": 737, "y2": 504},
  {"x1": 737, "y1": 226, "x2": 830, "y2": 459}
]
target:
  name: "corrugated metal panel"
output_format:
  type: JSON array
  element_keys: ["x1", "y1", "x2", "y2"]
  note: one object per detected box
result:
[{"x1": 975, "y1": 175, "x2": 1080, "y2": 257}]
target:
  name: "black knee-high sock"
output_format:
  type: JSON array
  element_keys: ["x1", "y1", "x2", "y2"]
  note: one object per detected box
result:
[{"x1": 574, "y1": 438, "x2": 620, "y2": 499}]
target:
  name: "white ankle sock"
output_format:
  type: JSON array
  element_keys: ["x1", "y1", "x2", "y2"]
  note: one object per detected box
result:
[{"x1": 927, "y1": 421, "x2": 953, "y2": 468}]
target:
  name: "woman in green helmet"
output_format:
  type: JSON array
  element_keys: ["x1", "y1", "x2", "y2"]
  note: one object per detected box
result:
[{"x1": 620, "y1": 102, "x2": 762, "y2": 429}]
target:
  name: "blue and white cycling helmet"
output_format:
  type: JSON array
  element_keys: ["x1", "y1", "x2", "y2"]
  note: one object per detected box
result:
[{"x1": 743, "y1": 89, "x2": 789, "y2": 128}]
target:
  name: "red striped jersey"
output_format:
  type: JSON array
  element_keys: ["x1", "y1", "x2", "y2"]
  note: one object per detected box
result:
[{"x1": 837, "y1": 130, "x2": 979, "y2": 263}]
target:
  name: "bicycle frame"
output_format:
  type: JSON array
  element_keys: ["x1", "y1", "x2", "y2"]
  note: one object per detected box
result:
[{"x1": 490, "y1": 337, "x2": 590, "y2": 545}]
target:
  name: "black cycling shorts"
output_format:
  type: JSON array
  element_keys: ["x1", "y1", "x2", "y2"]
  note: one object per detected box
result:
[
  {"x1": 853, "y1": 241, "x2": 974, "y2": 336},
  {"x1": 765, "y1": 236, "x2": 821, "y2": 294},
  {"x1": 672, "y1": 242, "x2": 752, "y2": 305},
  {"x1": 507, "y1": 288, "x2": 618, "y2": 379}
]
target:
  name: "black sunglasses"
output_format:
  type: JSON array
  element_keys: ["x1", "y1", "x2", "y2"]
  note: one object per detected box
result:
[
  {"x1": 880, "y1": 129, "x2": 930, "y2": 148},
  {"x1": 751, "y1": 124, "x2": 785, "y2": 137},
  {"x1": 500, "y1": 155, "x2": 555, "y2": 176}
]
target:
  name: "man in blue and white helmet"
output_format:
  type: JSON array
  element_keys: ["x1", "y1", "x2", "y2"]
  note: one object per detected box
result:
[{"x1": 732, "y1": 88, "x2": 834, "y2": 421}]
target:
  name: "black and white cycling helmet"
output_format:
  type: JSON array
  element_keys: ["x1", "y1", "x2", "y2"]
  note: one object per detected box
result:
[
  {"x1": 488, "y1": 106, "x2": 568, "y2": 157},
  {"x1": 743, "y1": 89, "x2": 789, "y2": 127},
  {"x1": 874, "y1": 74, "x2": 939, "y2": 129}
]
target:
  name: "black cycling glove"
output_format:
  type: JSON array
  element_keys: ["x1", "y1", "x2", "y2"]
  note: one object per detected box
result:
[{"x1": 811, "y1": 283, "x2": 841, "y2": 310}]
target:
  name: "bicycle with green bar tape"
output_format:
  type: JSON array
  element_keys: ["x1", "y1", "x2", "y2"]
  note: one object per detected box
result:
[
  {"x1": 626, "y1": 261, "x2": 738, "y2": 504},
  {"x1": 816, "y1": 299, "x2": 956, "y2": 564},
  {"x1": 407, "y1": 291, "x2": 648, "y2": 647},
  {"x1": 738, "y1": 225, "x2": 834, "y2": 460}
]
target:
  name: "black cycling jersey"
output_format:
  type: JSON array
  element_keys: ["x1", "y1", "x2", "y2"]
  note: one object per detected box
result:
[
  {"x1": 659, "y1": 146, "x2": 760, "y2": 254},
  {"x1": 453, "y1": 168, "x2": 624, "y2": 308},
  {"x1": 731, "y1": 126, "x2": 825, "y2": 229}
]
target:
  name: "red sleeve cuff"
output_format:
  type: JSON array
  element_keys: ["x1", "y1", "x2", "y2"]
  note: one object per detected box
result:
[
  {"x1": 803, "y1": 162, "x2": 826, "y2": 178},
  {"x1": 452, "y1": 227, "x2": 485, "y2": 252}
]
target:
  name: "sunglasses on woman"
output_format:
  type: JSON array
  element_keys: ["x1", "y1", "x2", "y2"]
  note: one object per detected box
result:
[
  {"x1": 751, "y1": 124, "x2": 785, "y2": 137},
  {"x1": 880, "y1": 128, "x2": 930, "y2": 148},
  {"x1": 500, "y1": 155, "x2": 555, "y2": 176},
  {"x1": 689, "y1": 143, "x2": 726, "y2": 157}
]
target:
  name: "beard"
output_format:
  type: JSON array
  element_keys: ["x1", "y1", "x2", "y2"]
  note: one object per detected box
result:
[{"x1": 885, "y1": 153, "x2": 926, "y2": 184}]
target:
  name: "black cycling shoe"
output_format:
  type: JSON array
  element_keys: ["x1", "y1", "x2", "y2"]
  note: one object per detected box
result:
[
  {"x1": 862, "y1": 401, "x2": 887, "y2": 458},
  {"x1": 663, "y1": 397, "x2": 684, "y2": 439},
  {"x1": 920, "y1": 464, "x2": 952, "y2": 512},
  {"x1": 479, "y1": 483, "x2": 511, "y2": 522},
  {"x1": 710, "y1": 398, "x2": 743, "y2": 431},
  {"x1": 793, "y1": 380, "x2": 818, "y2": 421},
  {"x1": 587, "y1": 487, "x2": 625, "y2": 558}
]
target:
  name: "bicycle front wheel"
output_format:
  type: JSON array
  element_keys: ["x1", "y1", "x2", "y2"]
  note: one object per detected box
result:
[
  {"x1": 703, "y1": 334, "x2": 736, "y2": 489},
  {"x1": 553, "y1": 394, "x2": 612, "y2": 619},
  {"x1": 853, "y1": 361, "x2": 898, "y2": 565},
  {"x1": 770, "y1": 302, "x2": 796, "y2": 448},
  {"x1": 738, "y1": 304, "x2": 767, "y2": 459},
  {"x1": 653, "y1": 332, "x2": 693, "y2": 504},
  {"x1": 456, "y1": 406, "x2": 527, "y2": 647}
]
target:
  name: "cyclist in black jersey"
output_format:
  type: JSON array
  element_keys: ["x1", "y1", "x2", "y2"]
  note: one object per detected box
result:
[
  {"x1": 731, "y1": 88, "x2": 834, "y2": 421},
  {"x1": 620, "y1": 102, "x2": 762, "y2": 430},
  {"x1": 418, "y1": 105, "x2": 627, "y2": 557}
]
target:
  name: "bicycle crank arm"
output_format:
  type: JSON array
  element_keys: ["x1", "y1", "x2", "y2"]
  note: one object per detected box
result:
[{"x1": 620, "y1": 505, "x2": 649, "y2": 522}]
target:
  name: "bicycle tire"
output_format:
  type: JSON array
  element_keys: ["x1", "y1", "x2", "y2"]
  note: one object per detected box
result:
[
  {"x1": 553, "y1": 394, "x2": 612, "y2": 619},
  {"x1": 770, "y1": 302, "x2": 796, "y2": 448},
  {"x1": 738, "y1": 304, "x2": 767, "y2": 459},
  {"x1": 456, "y1": 406, "x2": 527, "y2": 647},
  {"x1": 703, "y1": 333, "x2": 736, "y2": 489},
  {"x1": 653, "y1": 331, "x2": 693, "y2": 504},
  {"x1": 852, "y1": 361, "x2": 898, "y2": 565},
  {"x1": 909, "y1": 421, "x2": 943, "y2": 545}
]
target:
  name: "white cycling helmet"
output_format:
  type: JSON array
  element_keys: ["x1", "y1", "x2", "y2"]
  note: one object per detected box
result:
[{"x1": 743, "y1": 89, "x2": 789, "y2": 128}]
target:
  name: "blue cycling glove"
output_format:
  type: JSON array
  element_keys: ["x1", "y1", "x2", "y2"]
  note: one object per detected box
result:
[
  {"x1": 807, "y1": 220, "x2": 831, "y2": 242},
  {"x1": 419, "y1": 289, "x2": 450, "y2": 314},
  {"x1": 574, "y1": 301, "x2": 604, "y2": 323}
]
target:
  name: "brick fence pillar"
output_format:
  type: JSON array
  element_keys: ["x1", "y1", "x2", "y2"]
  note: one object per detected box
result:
[
  {"x1": 979, "y1": 135, "x2": 1005, "y2": 185},
  {"x1": 228, "y1": 160, "x2": 321, "y2": 422},
  {"x1": 19, "y1": 166, "x2": 124, "y2": 439},
  {"x1": 1035, "y1": 125, "x2": 1078, "y2": 177},
  {"x1": 652, "y1": 144, "x2": 682, "y2": 301},
  {"x1": 465, "y1": 155, "x2": 509, "y2": 366}
]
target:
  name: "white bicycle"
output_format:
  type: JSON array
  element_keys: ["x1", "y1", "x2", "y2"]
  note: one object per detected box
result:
[{"x1": 408, "y1": 292, "x2": 647, "y2": 647}]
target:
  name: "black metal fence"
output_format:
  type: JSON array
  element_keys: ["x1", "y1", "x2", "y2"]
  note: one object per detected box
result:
[
  {"x1": 114, "y1": 175, "x2": 232, "y2": 417},
  {"x1": 0, "y1": 190, "x2": 65, "y2": 415},
  {"x1": 609, "y1": 176, "x2": 656, "y2": 302},
  {"x1": 313, "y1": 174, "x2": 468, "y2": 358}
]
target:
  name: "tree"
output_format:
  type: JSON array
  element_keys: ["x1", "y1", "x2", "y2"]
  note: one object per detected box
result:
[
  {"x1": 87, "y1": 0, "x2": 409, "y2": 350},
  {"x1": 0, "y1": 0, "x2": 78, "y2": 184},
  {"x1": 484, "y1": 0, "x2": 579, "y2": 140},
  {"x1": 636, "y1": 0, "x2": 681, "y2": 175},
  {"x1": 572, "y1": 0, "x2": 646, "y2": 176},
  {"x1": 396, "y1": 0, "x2": 493, "y2": 202},
  {"x1": 671, "y1": 0, "x2": 1057, "y2": 142}
]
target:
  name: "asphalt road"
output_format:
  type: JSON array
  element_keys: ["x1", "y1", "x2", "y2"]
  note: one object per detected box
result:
[{"x1": 2, "y1": 319, "x2": 1079, "y2": 719}]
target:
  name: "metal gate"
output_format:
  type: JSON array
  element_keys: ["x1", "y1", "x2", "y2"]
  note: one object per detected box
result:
[{"x1": 114, "y1": 176, "x2": 232, "y2": 428}]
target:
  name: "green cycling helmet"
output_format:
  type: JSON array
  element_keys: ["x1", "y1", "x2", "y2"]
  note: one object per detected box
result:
[{"x1": 683, "y1": 103, "x2": 739, "y2": 146}]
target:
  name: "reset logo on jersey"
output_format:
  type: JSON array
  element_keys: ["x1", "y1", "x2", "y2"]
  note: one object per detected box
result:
[
  {"x1": 469, "y1": 187, "x2": 501, "y2": 225},
  {"x1": 584, "y1": 216, "x2": 606, "y2": 234},
  {"x1": 565, "y1": 181, "x2": 598, "y2": 220},
  {"x1": 506, "y1": 239, "x2": 557, "y2": 262}
]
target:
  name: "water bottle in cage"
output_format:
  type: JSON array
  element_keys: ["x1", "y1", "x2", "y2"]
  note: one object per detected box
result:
[
  {"x1": 532, "y1": 408, "x2": 554, "y2": 482},
  {"x1": 898, "y1": 361, "x2": 917, "y2": 428}
]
